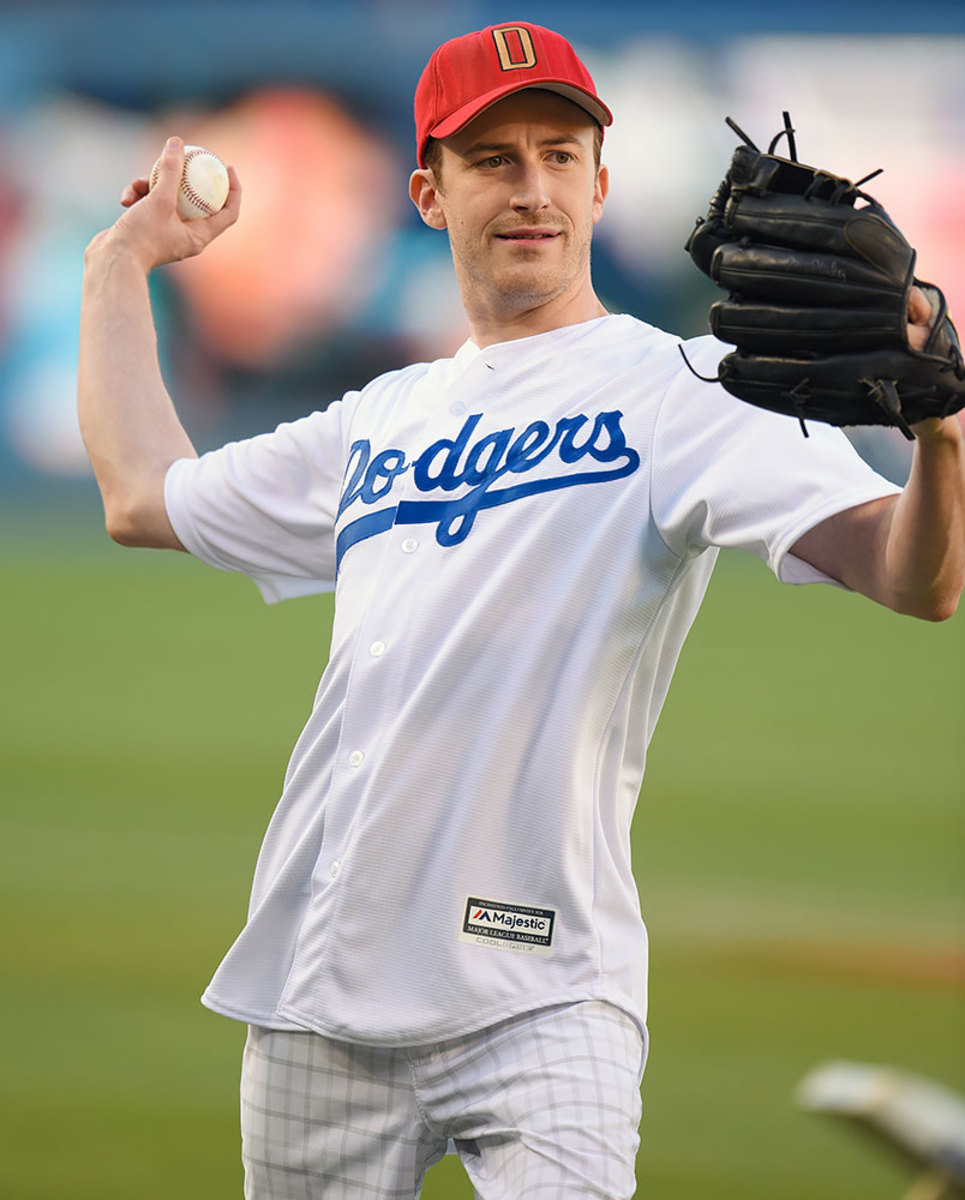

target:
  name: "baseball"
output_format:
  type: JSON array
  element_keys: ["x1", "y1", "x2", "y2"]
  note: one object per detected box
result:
[{"x1": 149, "y1": 144, "x2": 229, "y2": 220}]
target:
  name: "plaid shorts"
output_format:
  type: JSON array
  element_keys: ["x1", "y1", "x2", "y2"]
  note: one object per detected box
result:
[{"x1": 240, "y1": 1000, "x2": 647, "y2": 1199}]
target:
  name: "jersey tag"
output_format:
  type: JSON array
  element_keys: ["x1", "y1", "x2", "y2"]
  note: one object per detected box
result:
[{"x1": 460, "y1": 896, "x2": 556, "y2": 957}]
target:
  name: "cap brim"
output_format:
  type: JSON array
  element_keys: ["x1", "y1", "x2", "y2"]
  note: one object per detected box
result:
[{"x1": 429, "y1": 80, "x2": 613, "y2": 141}]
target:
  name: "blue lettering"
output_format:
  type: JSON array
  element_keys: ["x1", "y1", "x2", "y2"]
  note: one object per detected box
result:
[
  {"x1": 334, "y1": 408, "x2": 641, "y2": 573},
  {"x1": 587, "y1": 410, "x2": 631, "y2": 462},
  {"x1": 462, "y1": 428, "x2": 513, "y2": 486},
  {"x1": 413, "y1": 414, "x2": 483, "y2": 491},
  {"x1": 556, "y1": 415, "x2": 592, "y2": 463},
  {"x1": 336, "y1": 506, "x2": 398, "y2": 567},
  {"x1": 505, "y1": 421, "x2": 552, "y2": 470},
  {"x1": 337, "y1": 439, "x2": 371, "y2": 519},
  {"x1": 361, "y1": 448, "x2": 408, "y2": 503}
]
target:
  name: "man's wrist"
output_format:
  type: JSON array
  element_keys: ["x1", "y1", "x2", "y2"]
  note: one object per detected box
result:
[
  {"x1": 909, "y1": 414, "x2": 964, "y2": 443},
  {"x1": 83, "y1": 227, "x2": 155, "y2": 280}
]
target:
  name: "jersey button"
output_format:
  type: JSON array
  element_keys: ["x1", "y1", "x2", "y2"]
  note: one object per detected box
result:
[
  {"x1": 329, "y1": 859, "x2": 341, "y2": 879},
  {"x1": 369, "y1": 640, "x2": 386, "y2": 658},
  {"x1": 401, "y1": 538, "x2": 419, "y2": 554},
  {"x1": 449, "y1": 401, "x2": 466, "y2": 416},
  {"x1": 348, "y1": 750, "x2": 364, "y2": 767}
]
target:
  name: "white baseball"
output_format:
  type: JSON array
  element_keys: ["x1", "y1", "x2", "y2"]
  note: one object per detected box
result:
[{"x1": 150, "y1": 144, "x2": 229, "y2": 220}]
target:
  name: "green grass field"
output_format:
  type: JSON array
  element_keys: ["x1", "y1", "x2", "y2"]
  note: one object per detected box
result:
[{"x1": 2, "y1": 499, "x2": 963, "y2": 1200}]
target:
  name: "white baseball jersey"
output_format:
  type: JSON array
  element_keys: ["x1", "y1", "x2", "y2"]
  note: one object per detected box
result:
[{"x1": 164, "y1": 314, "x2": 899, "y2": 1046}]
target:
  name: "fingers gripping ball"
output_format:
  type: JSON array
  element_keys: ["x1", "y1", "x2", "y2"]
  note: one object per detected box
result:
[{"x1": 150, "y1": 145, "x2": 229, "y2": 220}]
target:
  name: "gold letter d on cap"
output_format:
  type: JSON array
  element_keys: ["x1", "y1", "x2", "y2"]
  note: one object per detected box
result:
[{"x1": 492, "y1": 26, "x2": 538, "y2": 71}]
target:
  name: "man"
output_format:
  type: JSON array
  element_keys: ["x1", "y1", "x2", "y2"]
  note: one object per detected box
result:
[{"x1": 78, "y1": 21, "x2": 964, "y2": 1200}]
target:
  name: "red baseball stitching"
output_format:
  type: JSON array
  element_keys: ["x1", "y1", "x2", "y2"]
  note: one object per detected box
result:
[{"x1": 179, "y1": 148, "x2": 225, "y2": 217}]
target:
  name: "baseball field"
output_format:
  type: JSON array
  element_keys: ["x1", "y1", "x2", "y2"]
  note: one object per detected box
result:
[{"x1": 2, "y1": 498, "x2": 963, "y2": 1200}]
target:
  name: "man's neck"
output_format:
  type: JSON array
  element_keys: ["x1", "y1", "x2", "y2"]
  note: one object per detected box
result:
[{"x1": 466, "y1": 287, "x2": 609, "y2": 349}]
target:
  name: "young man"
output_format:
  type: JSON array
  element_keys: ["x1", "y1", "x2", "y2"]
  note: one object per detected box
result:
[{"x1": 78, "y1": 21, "x2": 964, "y2": 1200}]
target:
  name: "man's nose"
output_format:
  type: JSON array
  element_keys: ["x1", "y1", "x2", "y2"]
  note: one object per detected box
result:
[{"x1": 510, "y1": 162, "x2": 551, "y2": 211}]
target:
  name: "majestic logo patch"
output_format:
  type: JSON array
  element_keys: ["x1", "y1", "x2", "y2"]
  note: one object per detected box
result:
[
  {"x1": 460, "y1": 896, "x2": 556, "y2": 956},
  {"x1": 335, "y1": 408, "x2": 640, "y2": 572}
]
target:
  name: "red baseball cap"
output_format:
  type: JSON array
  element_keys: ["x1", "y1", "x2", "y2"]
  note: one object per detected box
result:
[{"x1": 414, "y1": 22, "x2": 613, "y2": 167}]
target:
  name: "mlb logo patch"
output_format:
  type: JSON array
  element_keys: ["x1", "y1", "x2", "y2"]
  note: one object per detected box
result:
[{"x1": 460, "y1": 896, "x2": 556, "y2": 956}]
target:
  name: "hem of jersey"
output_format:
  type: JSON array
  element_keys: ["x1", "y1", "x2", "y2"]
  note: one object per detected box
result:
[
  {"x1": 201, "y1": 989, "x2": 310, "y2": 1032},
  {"x1": 203, "y1": 986, "x2": 646, "y2": 1049},
  {"x1": 252, "y1": 573, "x2": 335, "y2": 605},
  {"x1": 771, "y1": 479, "x2": 902, "y2": 585}
]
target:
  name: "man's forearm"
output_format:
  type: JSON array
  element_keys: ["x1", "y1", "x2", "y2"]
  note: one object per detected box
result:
[
  {"x1": 77, "y1": 137, "x2": 240, "y2": 549},
  {"x1": 78, "y1": 240, "x2": 196, "y2": 548},
  {"x1": 883, "y1": 417, "x2": 965, "y2": 620},
  {"x1": 791, "y1": 415, "x2": 965, "y2": 621}
]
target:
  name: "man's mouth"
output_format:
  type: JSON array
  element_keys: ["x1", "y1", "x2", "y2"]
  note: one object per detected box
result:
[{"x1": 495, "y1": 229, "x2": 560, "y2": 241}]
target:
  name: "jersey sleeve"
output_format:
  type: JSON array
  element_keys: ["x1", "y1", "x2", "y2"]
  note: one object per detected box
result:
[
  {"x1": 650, "y1": 336, "x2": 902, "y2": 586},
  {"x1": 164, "y1": 397, "x2": 355, "y2": 604}
]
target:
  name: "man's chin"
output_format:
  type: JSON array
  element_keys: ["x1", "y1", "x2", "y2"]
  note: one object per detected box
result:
[{"x1": 490, "y1": 270, "x2": 568, "y2": 309}]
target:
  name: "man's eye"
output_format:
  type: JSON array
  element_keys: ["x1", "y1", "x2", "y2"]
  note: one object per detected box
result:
[
  {"x1": 480, "y1": 156, "x2": 505, "y2": 168},
  {"x1": 552, "y1": 151, "x2": 574, "y2": 164}
]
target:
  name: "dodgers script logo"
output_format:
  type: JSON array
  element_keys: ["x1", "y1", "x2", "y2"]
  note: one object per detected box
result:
[{"x1": 335, "y1": 409, "x2": 640, "y2": 570}]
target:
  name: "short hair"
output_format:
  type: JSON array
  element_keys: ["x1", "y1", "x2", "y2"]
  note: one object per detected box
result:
[{"x1": 423, "y1": 118, "x2": 603, "y2": 186}]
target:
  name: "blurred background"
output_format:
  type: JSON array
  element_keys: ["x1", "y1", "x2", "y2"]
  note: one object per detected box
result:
[
  {"x1": 2, "y1": 2, "x2": 963, "y2": 1198},
  {"x1": 2, "y1": 0, "x2": 965, "y2": 487}
]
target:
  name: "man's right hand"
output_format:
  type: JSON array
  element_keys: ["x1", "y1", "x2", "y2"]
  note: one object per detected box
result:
[{"x1": 88, "y1": 136, "x2": 241, "y2": 273}]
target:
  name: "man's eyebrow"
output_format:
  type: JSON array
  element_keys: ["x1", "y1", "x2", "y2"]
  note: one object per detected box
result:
[
  {"x1": 460, "y1": 141, "x2": 511, "y2": 157},
  {"x1": 460, "y1": 135, "x2": 583, "y2": 156}
]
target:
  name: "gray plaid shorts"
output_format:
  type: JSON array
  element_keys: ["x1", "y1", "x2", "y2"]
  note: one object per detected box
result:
[{"x1": 240, "y1": 1000, "x2": 647, "y2": 1198}]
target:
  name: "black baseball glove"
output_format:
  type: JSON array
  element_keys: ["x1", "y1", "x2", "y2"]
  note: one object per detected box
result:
[{"x1": 685, "y1": 114, "x2": 965, "y2": 438}]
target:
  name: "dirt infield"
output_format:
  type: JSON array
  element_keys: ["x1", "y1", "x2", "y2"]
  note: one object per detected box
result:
[{"x1": 684, "y1": 937, "x2": 965, "y2": 990}]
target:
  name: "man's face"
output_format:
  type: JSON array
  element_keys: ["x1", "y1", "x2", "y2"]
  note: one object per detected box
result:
[{"x1": 411, "y1": 90, "x2": 608, "y2": 322}]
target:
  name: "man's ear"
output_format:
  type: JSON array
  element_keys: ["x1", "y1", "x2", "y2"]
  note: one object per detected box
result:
[
  {"x1": 592, "y1": 164, "x2": 609, "y2": 226},
  {"x1": 409, "y1": 169, "x2": 447, "y2": 230}
]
